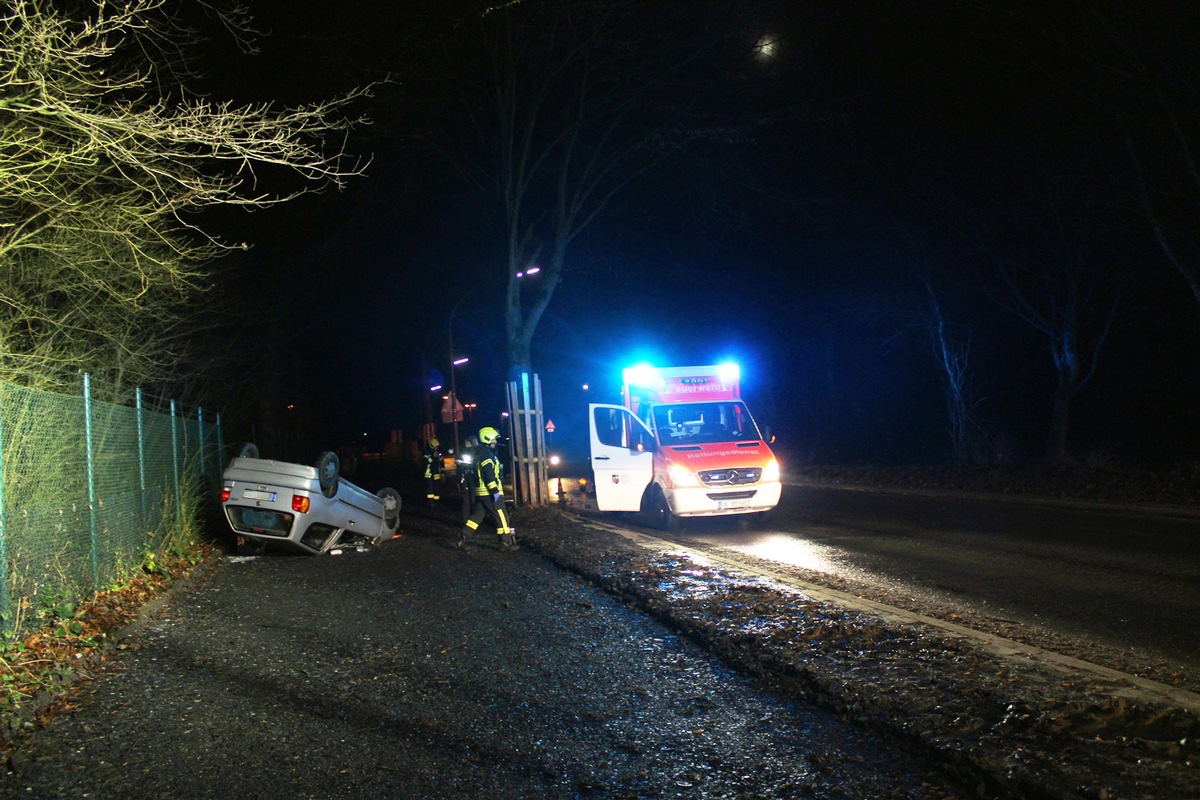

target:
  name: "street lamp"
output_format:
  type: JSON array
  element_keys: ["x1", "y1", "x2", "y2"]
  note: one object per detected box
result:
[
  {"x1": 451, "y1": 357, "x2": 468, "y2": 455},
  {"x1": 445, "y1": 267, "x2": 539, "y2": 455}
]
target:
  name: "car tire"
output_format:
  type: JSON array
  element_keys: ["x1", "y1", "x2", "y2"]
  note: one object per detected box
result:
[
  {"x1": 236, "y1": 442, "x2": 260, "y2": 459},
  {"x1": 316, "y1": 451, "x2": 340, "y2": 498},
  {"x1": 377, "y1": 487, "x2": 402, "y2": 535}
]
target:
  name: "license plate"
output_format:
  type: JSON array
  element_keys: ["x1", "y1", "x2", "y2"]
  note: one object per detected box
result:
[
  {"x1": 243, "y1": 490, "x2": 275, "y2": 501},
  {"x1": 718, "y1": 498, "x2": 749, "y2": 510}
]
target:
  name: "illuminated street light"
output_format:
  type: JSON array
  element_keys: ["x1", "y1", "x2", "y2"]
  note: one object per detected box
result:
[{"x1": 449, "y1": 355, "x2": 470, "y2": 453}]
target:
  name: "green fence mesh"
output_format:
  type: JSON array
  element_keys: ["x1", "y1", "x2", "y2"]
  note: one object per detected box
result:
[{"x1": 0, "y1": 375, "x2": 222, "y2": 636}]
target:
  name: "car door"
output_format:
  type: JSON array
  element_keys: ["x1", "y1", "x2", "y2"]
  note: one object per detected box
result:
[{"x1": 589, "y1": 403, "x2": 656, "y2": 511}]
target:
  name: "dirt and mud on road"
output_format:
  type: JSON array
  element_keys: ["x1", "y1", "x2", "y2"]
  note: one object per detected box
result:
[
  {"x1": 2, "y1": 503, "x2": 1197, "y2": 799},
  {"x1": 516, "y1": 507, "x2": 1199, "y2": 800}
]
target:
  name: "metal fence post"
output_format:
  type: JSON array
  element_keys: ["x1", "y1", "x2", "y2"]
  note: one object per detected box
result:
[
  {"x1": 0, "y1": 410, "x2": 9, "y2": 629},
  {"x1": 171, "y1": 400, "x2": 181, "y2": 526},
  {"x1": 136, "y1": 387, "x2": 147, "y2": 540},
  {"x1": 216, "y1": 412, "x2": 225, "y2": 476},
  {"x1": 197, "y1": 406, "x2": 205, "y2": 481},
  {"x1": 83, "y1": 373, "x2": 99, "y2": 589}
]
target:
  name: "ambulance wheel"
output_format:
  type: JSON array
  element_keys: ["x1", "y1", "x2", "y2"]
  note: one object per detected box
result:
[
  {"x1": 647, "y1": 486, "x2": 679, "y2": 532},
  {"x1": 377, "y1": 487, "x2": 402, "y2": 535},
  {"x1": 236, "y1": 442, "x2": 260, "y2": 459},
  {"x1": 316, "y1": 451, "x2": 340, "y2": 498}
]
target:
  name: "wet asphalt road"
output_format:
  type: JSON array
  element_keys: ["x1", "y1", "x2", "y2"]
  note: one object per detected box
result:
[
  {"x1": 682, "y1": 484, "x2": 1200, "y2": 675},
  {"x1": 2, "y1": 510, "x2": 961, "y2": 800}
]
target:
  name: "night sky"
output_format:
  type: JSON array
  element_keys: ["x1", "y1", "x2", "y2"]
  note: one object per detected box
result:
[{"x1": 201, "y1": 1, "x2": 1200, "y2": 467}]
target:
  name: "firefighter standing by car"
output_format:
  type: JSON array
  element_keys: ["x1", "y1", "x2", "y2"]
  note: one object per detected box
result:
[
  {"x1": 458, "y1": 426, "x2": 516, "y2": 550},
  {"x1": 455, "y1": 434, "x2": 479, "y2": 523},
  {"x1": 424, "y1": 437, "x2": 442, "y2": 506}
]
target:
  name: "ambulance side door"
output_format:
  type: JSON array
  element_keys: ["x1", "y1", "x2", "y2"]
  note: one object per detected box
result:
[{"x1": 589, "y1": 404, "x2": 655, "y2": 512}]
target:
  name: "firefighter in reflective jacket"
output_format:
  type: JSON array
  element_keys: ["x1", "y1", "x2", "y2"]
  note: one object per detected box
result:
[
  {"x1": 424, "y1": 437, "x2": 442, "y2": 506},
  {"x1": 458, "y1": 426, "x2": 515, "y2": 549}
]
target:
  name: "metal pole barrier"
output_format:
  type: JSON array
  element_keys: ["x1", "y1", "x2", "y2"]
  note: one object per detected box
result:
[
  {"x1": 520, "y1": 372, "x2": 536, "y2": 506},
  {"x1": 197, "y1": 407, "x2": 205, "y2": 482},
  {"x1": 534, "y1": 374, "x2": 547, "y2": 506},
  {"x1": 216, "y1": 412, "x2": 225, "y2": 476},
  {"x1": 136, "y1": 388, "x2": 147, "y2": 541},
  {"x1": 505, "y1": 380, "x2": 523, "y2": 504},
  {"x1": 170, "y1": 400, "x2": 181, "y2": 527},
  {"x1": 504, "y1": 385, "x2": 517, "y2": 501},
  {"x1": 0, "y1": 409, "x2": 9, "y2": 630},
  {"x1": 83, "y1": 373, "x2": 99, "y2": 589}
]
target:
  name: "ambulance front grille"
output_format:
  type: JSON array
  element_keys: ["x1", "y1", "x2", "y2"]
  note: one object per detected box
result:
[
  {"x1": 706, "y1": 490, "x2": 757, "y2": 501},
  {"x1": 698, "y1": 467, "x2": 761, "y2": 486}
]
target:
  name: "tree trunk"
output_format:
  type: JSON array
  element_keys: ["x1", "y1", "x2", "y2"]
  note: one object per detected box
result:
[{"x1": 1045, "y1": 376, "x2": 1072, "y2": 462}]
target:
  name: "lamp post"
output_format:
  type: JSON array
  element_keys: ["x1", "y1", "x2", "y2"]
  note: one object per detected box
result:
[
  {"x1": 449, "y1": 356, "x2": 469, "y2": 454},
  {"x1": 445, "y1": 266, "x2": 539, "y2": 460}
]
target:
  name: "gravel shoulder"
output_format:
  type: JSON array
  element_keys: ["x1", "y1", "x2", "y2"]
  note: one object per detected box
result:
[
  {"x1": 1, "y1": 509, "x2": 964, "y2": 800},
  {"x1": 515, "y1": 505, "x2": 1199, "y2": 800},
  {"x1": 3, "y1": 489, "x2": 1197, "y2": 800}
]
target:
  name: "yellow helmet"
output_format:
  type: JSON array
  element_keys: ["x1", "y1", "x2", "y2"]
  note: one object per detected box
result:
[
  {"x1": 429, "y1": 438, "x2": 439, "y2": 448},
  {"x1": 479, "y1": 426, "x2": 500, "y2": 445}
]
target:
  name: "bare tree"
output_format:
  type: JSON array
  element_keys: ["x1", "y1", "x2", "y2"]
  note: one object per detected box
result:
[
  {"x1": 423, "y1": 0, "x2": 771, "y2": 375},
  {"x1": 919, "y1": 276, "x2": 986, "y2": 463},
  {"x1": 0, "y1": 0, "x2": 371, "y2": 394},
  {"x1": 977, "y1": 206, "x2": 1121, "y2": 462},
  {"x1": 871, "y1": 244, "x2": 988, "y2": 464},
  {"x1": 996, "y1": 2, "x2": 1200, "y2": 321},
  {"x1": 1099, "y1": 10, "x2": 1200, "y2": 316}
]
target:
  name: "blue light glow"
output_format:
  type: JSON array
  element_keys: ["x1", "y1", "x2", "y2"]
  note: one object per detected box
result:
[{"x1": 623, "y1": 362, "x2": 663, "y2": 391}]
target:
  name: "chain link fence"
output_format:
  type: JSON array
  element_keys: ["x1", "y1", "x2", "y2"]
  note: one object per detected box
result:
[{"x1": 0, "y1": 373, "x2": 223, "y2": 636}]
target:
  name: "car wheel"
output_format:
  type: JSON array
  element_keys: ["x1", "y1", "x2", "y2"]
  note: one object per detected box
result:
[
  {"x1": 316, "y1": 451, "x2": 340, "y2": 498},
  {"x1": 377, "y1": 487, "x2": 402, "y2": 535},
  {"x1": 236, "y1": 442, "x2": 260, "y2": 459},
  {"x1": 646, "y1": 485, "x2": 679, "y2": 532}
]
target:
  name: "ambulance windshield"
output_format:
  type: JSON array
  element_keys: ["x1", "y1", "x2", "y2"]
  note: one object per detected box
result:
[{"x1": 651, "y1": 401, "x2": 762, "y2": 445}]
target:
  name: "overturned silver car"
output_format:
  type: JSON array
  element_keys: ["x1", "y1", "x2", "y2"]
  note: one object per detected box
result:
[{"x1": 220, "y1": 446, "x2": 401, "y2": 555}]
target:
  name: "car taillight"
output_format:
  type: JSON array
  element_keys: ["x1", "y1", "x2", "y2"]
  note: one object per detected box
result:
[
  {"x1": 292, "y1": 495, "x2": 310, "y2": 513},
  {"x1": 221, "y1": 488, "x2": 231, "y2": 502}
]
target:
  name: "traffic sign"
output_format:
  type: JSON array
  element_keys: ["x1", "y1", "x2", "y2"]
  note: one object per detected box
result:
[{"x1": 545, "y1": 419, "x2": 556, "y2": 433}]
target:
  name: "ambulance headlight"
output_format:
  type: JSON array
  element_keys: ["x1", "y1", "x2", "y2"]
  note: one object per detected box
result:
[
  {"x1": 761, "y1": 458, "x2": 780, "y2": 482},
  {"x1": 668, "y1": 464, "x2": 700, "y2": 488}
]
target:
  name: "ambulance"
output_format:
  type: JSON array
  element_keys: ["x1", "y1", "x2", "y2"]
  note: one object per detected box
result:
[{"x1": 588, "y1": 363, "x2": 781, "y2": 529}]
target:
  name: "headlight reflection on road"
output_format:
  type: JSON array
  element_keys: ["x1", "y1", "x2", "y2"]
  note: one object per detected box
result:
[{"x1": 727, "y1": 534, "x2": 839, "y2": 575}]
